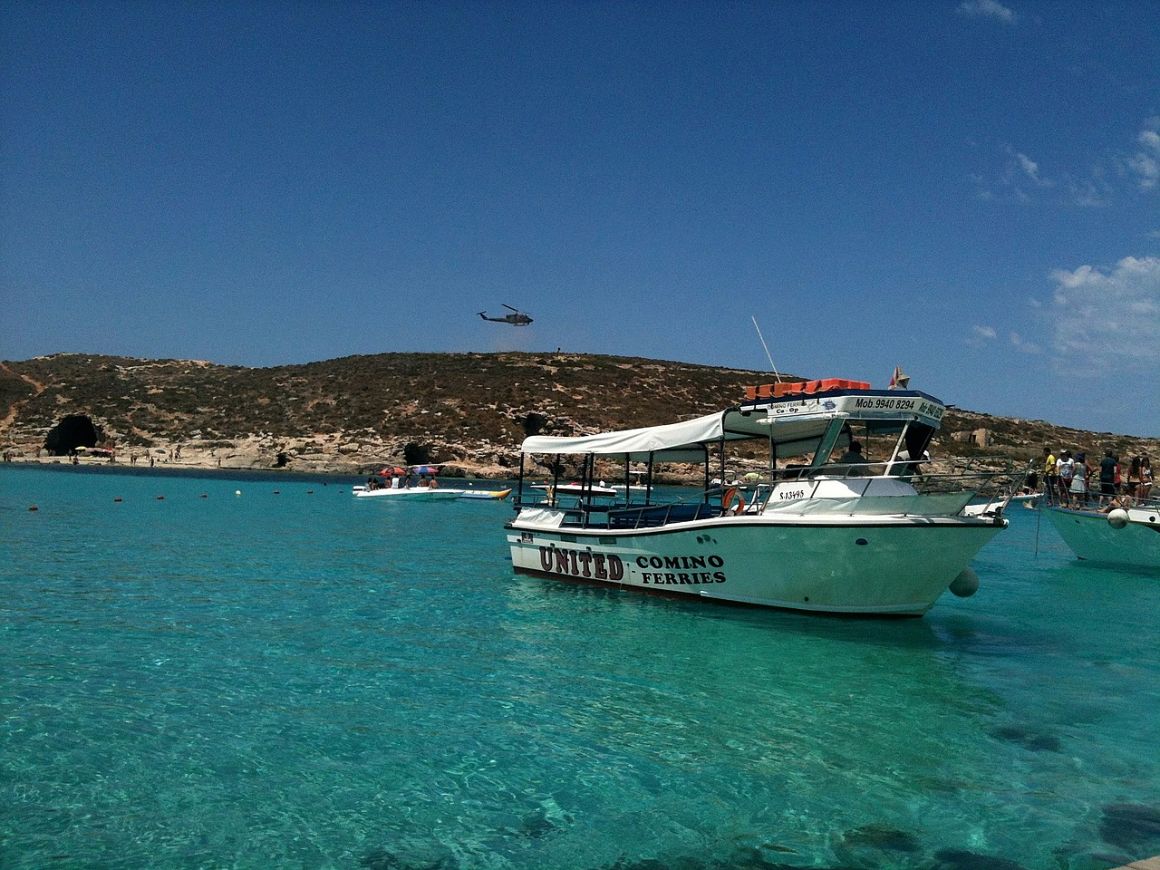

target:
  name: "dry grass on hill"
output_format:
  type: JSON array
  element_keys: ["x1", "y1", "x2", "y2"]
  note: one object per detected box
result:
[{"x1": 1, "y1": 353, "x2": 1155, "y2": 477}]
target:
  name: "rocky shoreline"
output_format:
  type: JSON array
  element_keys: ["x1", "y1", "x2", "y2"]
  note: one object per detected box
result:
[{"x1": 1, "y1": 438, "x2": 514, "y2": 480}]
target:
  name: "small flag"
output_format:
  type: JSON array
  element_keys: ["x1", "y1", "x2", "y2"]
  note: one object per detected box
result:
[{"x1": 888, "y1": 366, "x2": 910, "y2": 390}]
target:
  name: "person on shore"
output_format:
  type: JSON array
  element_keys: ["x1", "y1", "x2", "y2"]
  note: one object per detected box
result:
[
  {"x1": 1042, "y1": 448, "x2": 1058, "y2": 505},
  {"x1": 1070, "y1": 452, "x2": 1090, "y2": 507}
]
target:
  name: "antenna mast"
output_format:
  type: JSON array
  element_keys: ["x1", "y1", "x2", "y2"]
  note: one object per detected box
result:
[{"x1": 751, "y1": 316, "x2": 782, "y2": 383}]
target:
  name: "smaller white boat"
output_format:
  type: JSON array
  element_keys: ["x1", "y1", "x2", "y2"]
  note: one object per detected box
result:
[
  {"x1": 530, "y1": 482, "x2": 618, "y2": 498},
  {"x1": 353, "y1": 464, "x2": 461, "y2": 500},
  {"x1": 1043, "y1": 498, "x2": 1160, "y2": 570},
  {"x1": 609, "y1": 472, "x2": 652, "y2": 498},
  {"x1": 353, "y1": 485, "x2": 460, "y2": 501}
]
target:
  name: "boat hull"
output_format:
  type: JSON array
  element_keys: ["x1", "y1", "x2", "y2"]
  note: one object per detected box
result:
[
  {"x1": 1043, "y1": 506, "x2": 1160, "y2": 569},
  {"x1": 506, "y1": 515, "x2": 1004, "y2": 616},
  {"x1": 354, "y1": 488, "x2": 461, "y2": 500}
]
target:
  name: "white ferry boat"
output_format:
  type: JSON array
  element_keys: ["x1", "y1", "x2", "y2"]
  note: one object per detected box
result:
[
  {"x1": 504, "y1": 379, "x2": 1010, "y2": 617},
  {"x1": 1042, "y1": 500, "x2": 1160, "y2": 570}
]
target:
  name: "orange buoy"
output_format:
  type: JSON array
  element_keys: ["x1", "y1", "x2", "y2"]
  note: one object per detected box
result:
[{"x1": 721, "y1": 487, "x2": 746, "y2": 516}]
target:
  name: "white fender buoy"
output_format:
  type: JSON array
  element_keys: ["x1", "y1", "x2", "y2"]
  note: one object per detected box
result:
[
  {"x1": 949, "y1": 567, "x2": 980, "y2": 598},
  {"x1": 235, "y1": 490, "x2": 242, "y2": 497},
  {"x1": 1107, "y1": 508, "x2": 1129, "y2": 529}
]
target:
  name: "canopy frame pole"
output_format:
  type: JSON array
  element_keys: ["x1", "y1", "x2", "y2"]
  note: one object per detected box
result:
[
  {"x1": 768, "y1": 425, "x2": 776, "y2": 478},
  {"x1": 517, "y1": 452, "x2": 526, "y2": 509},
  {"x1": 646, "y1": 452, "x2": 654, "y2": 505},
  {"x1": 622, "y1": 453, "x2": 630, "y2": 505},
  {"x1": 885, "y1": 421, "x2": 910, "y2": 477},
  {"x1": 718, "y1": 426, "x2": 727, "y2": 493}
]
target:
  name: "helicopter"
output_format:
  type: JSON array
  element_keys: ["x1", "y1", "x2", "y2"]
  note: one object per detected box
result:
[{"x1": 478, "y1": 304, "x2": 533, "y2": 326}]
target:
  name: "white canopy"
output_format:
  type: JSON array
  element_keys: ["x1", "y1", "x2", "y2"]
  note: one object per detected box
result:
[
  {"x1": 520, "y1": 408, "x2": 834, "y2": 461},
  {"x1": 522, "y1": 412, "x2": 726, "y2": 461},
  {"x1": 518, "y1": 390, "x2": 947, "y2": 462}
]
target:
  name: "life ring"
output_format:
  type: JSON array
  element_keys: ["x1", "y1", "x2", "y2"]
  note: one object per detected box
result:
[{"x1": 721, "y1": 487, "x2": 746, "y2": 516}]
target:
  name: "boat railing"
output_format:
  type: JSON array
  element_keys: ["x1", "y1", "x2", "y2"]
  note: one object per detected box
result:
[
  {"x1": 514, "y1": 461, "x2": 1024, "y2": 529},
  {"x1": 711, "y1": 463, "x2": 1024, "y2": 522}
]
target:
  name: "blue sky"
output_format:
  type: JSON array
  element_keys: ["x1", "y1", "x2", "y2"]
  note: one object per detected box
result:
[{"x1": 2, "y1": 1, "x2": 1158, "y2": 437}]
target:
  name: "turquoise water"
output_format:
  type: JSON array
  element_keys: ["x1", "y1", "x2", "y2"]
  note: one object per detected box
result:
[{"x1": 2, "y1": 465, "x2": 1158, "y2": 869}]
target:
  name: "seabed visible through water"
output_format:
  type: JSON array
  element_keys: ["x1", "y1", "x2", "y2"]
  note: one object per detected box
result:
[{"x1": 2, "y1": 464, "x2": 1159, "y2": 869}]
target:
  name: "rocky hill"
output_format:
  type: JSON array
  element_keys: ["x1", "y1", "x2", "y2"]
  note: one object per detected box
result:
[{"x1": 1, "y1": 352, "x2": 1156, "y2": 479}]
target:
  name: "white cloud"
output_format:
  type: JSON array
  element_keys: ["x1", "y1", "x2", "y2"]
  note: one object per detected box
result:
[
  {"x1": 1015, "y1": 152, "x2": 1044, "y2": 184},
  {"x1": 977, "y1": 146, "x2": 1055, "y2": 201},
  {"x1": 1068, "y1": 176, "x2": 1112, "y2": 208},
  {"x1": 1048, "y1": 256, "x2": 1160, "y2": 373},
  {"x1": 1127, "y1": 119, "x2": 1160, "y2": 190},
  {"x1": 977, "y1": 118, "x2": 1159, "y2": 206},
  {"x1": 972, "y1": 324, "x2": 997, "y2": 340},
  {"x1": 1009, "y1": 332, "x2": 1041, "y2": 354},
  {"x1": 1006, "y1": 147, "x2": 1054, "y2": 189},
  {"x1": 957, "y1": 0, "x2": 1016, "y2": 23}
]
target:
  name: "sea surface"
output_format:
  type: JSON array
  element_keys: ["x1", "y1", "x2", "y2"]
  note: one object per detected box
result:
[{"x1": 2, "y1": 465, "x2": 1158, "y2": 870}]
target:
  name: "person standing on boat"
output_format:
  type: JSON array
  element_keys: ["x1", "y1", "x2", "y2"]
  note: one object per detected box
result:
[
  {"x1": 1126, "y1": 456, "x2": 1143, "y2": 504},
  {"x1": 1056, "y1": 451, "x2": 1075, "y2": 506},
  {"x1": 1098, "y1": 450, "x2": 1117, "y2": 505},
  {"x1": 1140, "y1": 456, "x2": 1153, "y2": 501},
  {"x1": 1070, "y1": 452, "x2": 1090, "y2": 506},
  {"x1": 1042, "y1": 448, "x2": 1058, "y2": 505}
]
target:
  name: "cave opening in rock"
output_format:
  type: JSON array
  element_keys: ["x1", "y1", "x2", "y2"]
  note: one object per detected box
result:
[{"x1": 44, "y1": 415, "x2": 103, "y2": 456}]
